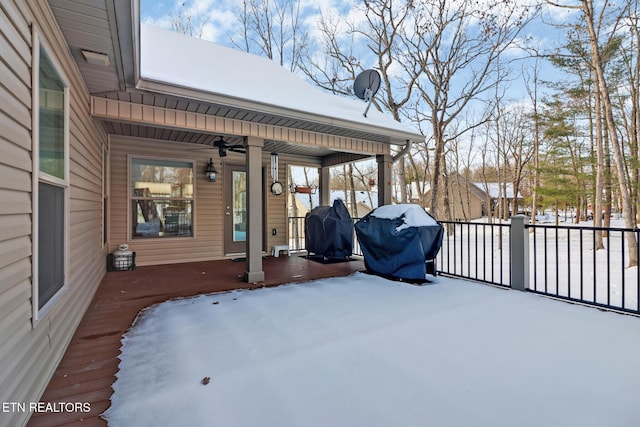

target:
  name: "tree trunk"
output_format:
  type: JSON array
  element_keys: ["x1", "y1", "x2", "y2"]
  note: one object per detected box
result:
[
  {"x1": 593, "y1": 69, "x2": 605, "y2": 249},
  {"x1": 584, "y1": 1, "x2": 637, "y2": 266}
]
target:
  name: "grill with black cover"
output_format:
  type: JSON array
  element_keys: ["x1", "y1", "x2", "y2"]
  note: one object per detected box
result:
[{"x1": 304, "y1": 199, "x2": 353, "y2": 260}]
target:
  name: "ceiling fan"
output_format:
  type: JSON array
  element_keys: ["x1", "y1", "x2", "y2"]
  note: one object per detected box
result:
[{"x1": 213, "y1": 136, "x2": 245, "y2": 157}]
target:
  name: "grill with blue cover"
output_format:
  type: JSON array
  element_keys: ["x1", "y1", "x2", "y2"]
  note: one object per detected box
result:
[{"x1": 355, "y1": 204, "x2": 443, "y2": 281}]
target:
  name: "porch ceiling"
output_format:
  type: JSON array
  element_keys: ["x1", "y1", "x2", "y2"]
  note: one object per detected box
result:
[{"x1": 103, "y1": 121, "x2": 371, "y2": 163}]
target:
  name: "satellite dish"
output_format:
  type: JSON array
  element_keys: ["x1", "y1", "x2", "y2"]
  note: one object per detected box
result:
[{"x1": 354, "y1": 69, "x2": 381, "y2": 117}]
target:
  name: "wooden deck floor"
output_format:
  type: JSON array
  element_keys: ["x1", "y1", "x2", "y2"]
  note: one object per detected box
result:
[{"x1": 27, "y1": 254, "x2": 364, "y2": 426}]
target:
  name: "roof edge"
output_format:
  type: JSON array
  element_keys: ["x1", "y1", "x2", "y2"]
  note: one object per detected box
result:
[{"x1": 135, "y1": 77, "x2": 423, "y2": 145}]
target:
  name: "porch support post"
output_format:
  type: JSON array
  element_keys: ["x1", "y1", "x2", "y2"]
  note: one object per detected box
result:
[
  {"x1": 244, "y1": 136, "x2": 265, "y2": 283},
  {"x1": 377, "y1": 154, "x2": 393, "y2": 207},
  {"x1": 510, "y1": 215, "x2": 530, "y2": 291},
  {"x1": 319, "y1": 166, "x2": 330, "y2": 206}
]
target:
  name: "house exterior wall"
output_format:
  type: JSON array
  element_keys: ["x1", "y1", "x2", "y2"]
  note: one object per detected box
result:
[
  {"x1": 0, "y1": 2, "x2": 108, "y2": 427},
  {"x1": 109, "y1": 136, "x2": 224, "y2": 265},
  {"x1": 425, "y1": 183, "x2": 484, "y2": 221},
  {"x1": 449, "y1": 188, "x2": 484, "y2": 221},
  {"x1": 109, "y1": 136, "x2": 292, "y2": 265}
]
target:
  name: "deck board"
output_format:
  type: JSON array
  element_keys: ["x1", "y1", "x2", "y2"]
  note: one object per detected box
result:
[{"x1": 28, "y1": 255, "x2": 364, "y2": 426}]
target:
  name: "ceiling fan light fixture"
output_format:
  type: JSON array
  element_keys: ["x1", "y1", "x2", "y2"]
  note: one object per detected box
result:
[{"x1": 213, "y1": 135, "x2": 245, "y2": 157}]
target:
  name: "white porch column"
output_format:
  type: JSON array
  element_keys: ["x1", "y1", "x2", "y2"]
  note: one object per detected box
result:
[
  {"x1": 244, "y1": 136, "x2": 265, "y2": 283},
  {"x1": 377, "y1": 154, "x2": 393, "y2": 207},
  {"x1": 319, "y1": 166, "x2": 331, "y2": 206}
]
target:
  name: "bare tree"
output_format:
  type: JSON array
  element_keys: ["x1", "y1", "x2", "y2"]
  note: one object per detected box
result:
[
  {"x1": 402, "y1": 0, "x2": 538, "y2": 218},
  {"x1": 546, "y1": 0, "x2": 637, "y2": 266},
  {"x1": 231, "y1": 0, "x2": 310, "y2": 72},
  {"x1": 303, "y1": 0, "x2": 429, "y2": 204},
  {"x1": 168, "y1": 1, "x2": 208, "y2": 38},
  {"x1": 523, "y1": 59, "x2": 542, "y2": 230}
]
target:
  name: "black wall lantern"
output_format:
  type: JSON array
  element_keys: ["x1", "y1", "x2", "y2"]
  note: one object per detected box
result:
[{"x1": 205, "y1": 158, "x2": 218, "y2": 182}]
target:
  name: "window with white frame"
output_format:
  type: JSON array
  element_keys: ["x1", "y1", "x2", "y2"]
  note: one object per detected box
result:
[
  {"x1": 130, "y1": 157, "x2": 194, "y2": 238},
  {"x1": 35, "y1": 40, "x2": 69, "y2": 314}
]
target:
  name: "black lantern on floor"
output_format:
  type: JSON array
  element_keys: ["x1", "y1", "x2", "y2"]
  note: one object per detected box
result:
[{"x1": 205, "y1": 158, "x2": 218, "y2": 182}]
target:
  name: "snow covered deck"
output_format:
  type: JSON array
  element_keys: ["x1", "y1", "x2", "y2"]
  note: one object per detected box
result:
[
  {"x1": 27, "y1": 255, "x2": 365, "y2": 427},
  {"x1": 104, "y1": 274, "x2": 640, "y2": 427},
  {"x1": 29, "y1": 256, "x2": 640, "y2": 427}
]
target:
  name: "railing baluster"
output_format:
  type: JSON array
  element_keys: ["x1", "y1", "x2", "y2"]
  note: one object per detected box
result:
[
  {"x1": 593, "y1": 230, "x2": 597, "y2": 304},
  {"x1": 637, "y1": 230, "x2": 640, "y2": 312},
  {"x1": 491, "y1": 222, "x2": 495, "y2": 283},
  {"x1": 579, "y1": 229, "x2": 583, "y2": 301},
  {"x1": 621, "y1": 230, "x2": 625, "y2": 309},
  {"x1": 544, "y1": 227, "x2": 548, "y2": 294},
  {"x1": 555, "y1": 226, "x2": 559, "y2": 296},
  {"x1": 466, "y1": 222, "x2": 470, "y2": 278},
  {"x1": 499, "y1": 223, "x2": 503, "y2": 286},
  {"x1": 473, "y1": 222, "x2": 478, "y2": 276},
  {"x1": 607, "y1": 232, "x2": 611, "y2": 306},
  {"x1": 533, "y1": 225, "x2": 538, "y2": 292},
  {"x1": 483, "y1": 224, "x2": 487, "y2": 281},
  {"x1": 567, "y1": 228, "x2": 571, "y2": 299}
]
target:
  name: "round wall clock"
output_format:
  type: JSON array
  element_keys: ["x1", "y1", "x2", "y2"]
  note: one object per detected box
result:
[{"x1": 271, "y1": 181, "x2": 284, "y2": 195}]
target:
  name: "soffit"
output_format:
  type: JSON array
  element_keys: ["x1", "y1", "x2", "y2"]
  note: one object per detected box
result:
[{"x1": 48, "y1": 0, "x2": 135, "y2": 94}]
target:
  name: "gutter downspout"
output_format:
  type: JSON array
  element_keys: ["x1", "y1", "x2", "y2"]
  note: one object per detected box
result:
[{"x1": 392, "y1": 139, "x2": 413, "y2": 162}]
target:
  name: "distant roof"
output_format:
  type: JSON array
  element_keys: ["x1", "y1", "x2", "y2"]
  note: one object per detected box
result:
[
  {"x1": 473, "y1": 183, "x2": 522, "y2": 199},
  {"x1": 297, "y1": 190, "x2": 378, "y2": 211},
  {"x1": 139, "y1": 24, "x2": 423, "y2": 144}
]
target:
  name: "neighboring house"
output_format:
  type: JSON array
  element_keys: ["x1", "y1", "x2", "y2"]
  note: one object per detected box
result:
[
  {"x1": 449, "y1": 179, "x2": 487, "y2": 220},
  {"x1": 291, "y1": 190, "x2": 378, "y2": 219},
  {"x1": 423, "y1": 177, "x2": 486, "y2": 220},
  {"x1": 421, "y1": 178, "x2": 525, "y2": 221},
  {"x1": 0, "y1": 1, "x2": 423, "y2": 426},
  {"x1": 473, "y1": 182, "x2": 525, "y2": 217}
]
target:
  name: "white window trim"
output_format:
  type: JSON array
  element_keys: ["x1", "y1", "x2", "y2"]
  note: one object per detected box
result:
[
  {"x1": 32, "y1": 31, "x2": 70, "y2": 325},
  {"x1": 127, "y1": 154, "x2": 196, "y2": 241},
  {"x1": 103, "y1": 139, "x2": 110, "y2": 248}
]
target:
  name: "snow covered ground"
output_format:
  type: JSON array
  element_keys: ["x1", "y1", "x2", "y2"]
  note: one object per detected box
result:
[{"x1": 104, "y1": 273, "x2": 640, "y2": 427}]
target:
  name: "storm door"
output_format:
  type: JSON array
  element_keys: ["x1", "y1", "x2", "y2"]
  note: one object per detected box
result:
[
  {"x1": 224, "y1": 165, "x2": 248, "y2": 254},
  {"x1": 224, "y1": 164, "x2": 268, "y2": 255}
]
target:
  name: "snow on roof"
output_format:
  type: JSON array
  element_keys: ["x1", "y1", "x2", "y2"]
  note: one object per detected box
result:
[
  {"x1": 139, "y1": 24, "x2": 422, "y2": 140},
  {"x1": 370, "y1": 203, "x2": 438, "y2": 231},
  {"x1": 297, "y1": 190, "x2": 378, "y2": 212},
  {"x1": 473, "y1": 183, "x2": 522, "y2": 199}
]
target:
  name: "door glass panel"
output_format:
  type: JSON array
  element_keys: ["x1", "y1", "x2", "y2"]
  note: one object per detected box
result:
[{"x1": 233, "y1": 170, "x2": 246, "y2": 242}]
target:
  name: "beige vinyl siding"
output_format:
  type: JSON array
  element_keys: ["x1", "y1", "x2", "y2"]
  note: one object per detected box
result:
[
  {"x1": 265, "y1": 160, "x2": 290, "y2": 251},
  {"x1": 109, "y1": 136, "x2": 225, "y2": 265},
  {"x1": 110, "y1": 137, "x2": 307, "y2": 264},
  {"x1": 0, "y1": 1, "x2": 108, "y2": 427}
]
